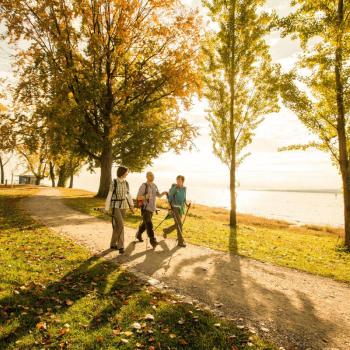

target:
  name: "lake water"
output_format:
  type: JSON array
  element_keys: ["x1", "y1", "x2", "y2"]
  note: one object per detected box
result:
[{"x1": 71, "y1": 171, "x2": 344, "y2": 227}]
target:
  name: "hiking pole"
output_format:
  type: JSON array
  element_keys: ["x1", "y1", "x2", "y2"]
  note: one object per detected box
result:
[
  {"x1": 182, "y1": 202, "x2": 191, "y2": 226},
  {"x1": 153, "y1": 209, "x2": 171, "y2": 232}
]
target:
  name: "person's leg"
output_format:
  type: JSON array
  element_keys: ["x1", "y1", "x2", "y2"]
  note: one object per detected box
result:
[
  {"x1": 110, "y1": 209, "x2": 121, "y2": 248},
  {"x1": 144, "y1": 210, "x2": 157, "y2": 246},
  {"x1": 117, "y1": 209, "x2": 126, "y2": 250},
  {"x1": 136, "y1": 210, "x2": 147, "y2": 241},
  {"x1": 111, "y1": 209, "x2": 125, "y2": 251},
  {"x1": 163, "y1": 217, "x2": 177, "y2": 236},
  {"x1": 173, "y1": 207, "x2": 185, "y2": 246}
]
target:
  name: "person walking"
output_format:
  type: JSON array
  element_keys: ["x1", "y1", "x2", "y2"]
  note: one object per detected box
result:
[
  {"x1": 163, "y1": 175, "x2": 187, "y2": 247},
  {"x1": 105, "y1": 166, "x2": 134, "y2": 254},
  {"x1": 135, "y1": 171, "x2": 167, "y2": 248}
]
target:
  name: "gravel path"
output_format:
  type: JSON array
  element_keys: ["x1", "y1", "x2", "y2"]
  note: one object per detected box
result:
[{"x1": 22, "y1": 187, "x2": 350, "y2": 350}]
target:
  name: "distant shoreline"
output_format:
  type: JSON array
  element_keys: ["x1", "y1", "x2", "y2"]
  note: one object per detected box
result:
[{"x1": 238, "y1": 188, "x2": 342, "y2": 195}]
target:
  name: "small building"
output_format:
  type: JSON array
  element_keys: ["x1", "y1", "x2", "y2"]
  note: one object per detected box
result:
[{"x1": 18, "y1": 174, "x2": 37, "y2": 185}]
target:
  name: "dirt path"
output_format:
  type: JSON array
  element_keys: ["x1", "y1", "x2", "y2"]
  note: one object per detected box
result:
[{"x1": 22, "y1": 187, "x2": 350, "y2": 350}]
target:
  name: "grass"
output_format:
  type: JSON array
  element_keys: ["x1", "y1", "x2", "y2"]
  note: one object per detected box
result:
[
  {"x1": 0, "y1": 187, "x2": 273, "y2": 350},
  {"x1": 60, "y1": 187, "x2": 350, "y2": 283}
]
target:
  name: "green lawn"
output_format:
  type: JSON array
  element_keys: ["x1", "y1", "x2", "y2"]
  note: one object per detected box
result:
[
  {"x1": 0, "y1": 188, "x2": 273, "y2": 350},
  {"x1": 61, "y1": 188, "x2": 350, "y2": 283}
]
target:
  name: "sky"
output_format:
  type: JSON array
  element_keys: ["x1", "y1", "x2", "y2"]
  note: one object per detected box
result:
[{"x1": 0, "y1": 0, "x2": 342, "y2": 192}]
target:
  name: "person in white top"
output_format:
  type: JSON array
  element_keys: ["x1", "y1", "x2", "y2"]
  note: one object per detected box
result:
[{"x1": 105, "y1": 166, "x2": 134, "y2": 254}]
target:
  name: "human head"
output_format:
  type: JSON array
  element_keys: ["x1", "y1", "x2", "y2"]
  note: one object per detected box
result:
[
  {"x1": 117, "y1": 166, "x2": 128, "y2": 179},
  {"x1": 176, "y1": 175, "x2": 185, "y2": 187},
  {"x1": 146, "y1": 171, "x2": 155, "y2": 183}
]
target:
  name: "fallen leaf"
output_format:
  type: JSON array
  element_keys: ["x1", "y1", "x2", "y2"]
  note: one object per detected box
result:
[
  {"x1": 178, "y1": 318, "x2": 185, "y2": 325},
  {"x1": 36, "y1": 322, "x2": 47, "y2": 330},
  {"x1": 65, "y1": 299, "x2": 74, "y2": 306},
  {"x1": 58, "y1": 327, "x2": 69, "y2": 336},
  {"x1": 124, "y1": 331, "x2": 133, "y2": 337},
  {"x1": 121, "y1": 338, "x2": 129, "y2": 344},
  {"x1": 96, "y1": 335, "x2": 104, "y2": 343},
  {"x1": 179, "y1": 338, "x2": 188, "y2": 345},
  {"x1": 132, "y1": 322, "x2": 142, "y2": 330},
  {"x1": 214, "y1": 323, "x2": 221, "y2": 327},
  {"x1": 169, "y1": 333, "x2": 177, "y2": 339},
  {"x1": 112, "y1": 329, "x2": 121, "y2": 336},
  {"x1": 144, "y1": 314, "x2": 154, "y2": 321}
]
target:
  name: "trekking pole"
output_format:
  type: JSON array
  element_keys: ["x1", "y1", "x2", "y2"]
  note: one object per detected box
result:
[
  {"x1": 153, "y1": 210, "x2": 171, "y2": 232},
  {"x1": 182, "y1": 202, "x2": 191, "y2": 226}
]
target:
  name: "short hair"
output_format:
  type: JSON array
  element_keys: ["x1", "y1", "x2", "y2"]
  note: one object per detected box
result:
[
  {"x1": 177, "y1": 175, "x2": 185, "y2": 182},
  {"x1": 117, "y1": 166, "x2": 128, "y2": 178},
  {"x1": 146, "y1": 171, "x2": 154, "y2": 177}
]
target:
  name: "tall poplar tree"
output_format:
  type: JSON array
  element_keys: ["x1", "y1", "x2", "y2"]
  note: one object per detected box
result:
[
  {"x1": 280, "y1": 0, "x2": 350, "y2": 249},
  {"x1": 202, "y1": 0, "x2": 280, "y2": 227}
]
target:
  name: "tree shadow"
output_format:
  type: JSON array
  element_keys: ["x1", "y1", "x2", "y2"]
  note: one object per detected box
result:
[
  {"x1": 0, "y1": 251, "x2": 136, "y2": 348},
  {"x1": 162, "y1": 226, "x2": 338, "y2": 349}
]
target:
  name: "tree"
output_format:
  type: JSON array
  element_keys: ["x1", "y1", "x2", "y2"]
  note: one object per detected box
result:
[
  {"x1": 1, "y1": 0, "x2": 201, "y2": 197},
  {"x1": 279, "y1": 0, "x2": 350, "y2": 249},
  {"x1": 13, "y1": 112, "x2": 50, "y2": 185},
  {"x1": 0, "y1": 83, "x2": 14, "y2": 185},
  {"x1": 202, "y1": 0, "x2": 280, "y2": 227},
  {"x1": 0, "y1": 112, "x2": 14, "y2": 184}
]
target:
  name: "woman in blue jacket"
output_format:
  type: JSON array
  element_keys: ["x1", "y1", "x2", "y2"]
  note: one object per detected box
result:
[{"x1": 163, "y1": 175, "x2": 187, "y2": 247}]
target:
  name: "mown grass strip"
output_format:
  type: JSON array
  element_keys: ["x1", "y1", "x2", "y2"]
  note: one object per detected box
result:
[{"x1": 0, "y1": 188, "x2": 273, "y2": 349}]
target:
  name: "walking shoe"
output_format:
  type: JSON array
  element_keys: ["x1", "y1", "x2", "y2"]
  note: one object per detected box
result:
[
  {"x1": 135, "y1": 231, "x2": 143, "y2": 242},
  {"x1": 110, "y1": 245, "x2": 118, "y2": 250},
  {"x1": 177, "y1": 242, "x2": 186, "y2": 248},
  {"x1": 119, "y1": 248, "x2": 125, "y2": 254},
  {"x1": 150, "y1": 240, "x2": 158, "y2": 249}
]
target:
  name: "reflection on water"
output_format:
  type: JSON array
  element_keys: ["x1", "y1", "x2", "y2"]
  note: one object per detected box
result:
[
  {"x1": 71, "y1": 170, "x2": 344, "y2": 227},
  {"x1": 191, "y1": 187, "x2": 344, "y2": 227}
]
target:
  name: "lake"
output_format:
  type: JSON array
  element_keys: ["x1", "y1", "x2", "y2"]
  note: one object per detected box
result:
[{"x1": 71, "y1": 171, "x2": 344, "y2": 227}]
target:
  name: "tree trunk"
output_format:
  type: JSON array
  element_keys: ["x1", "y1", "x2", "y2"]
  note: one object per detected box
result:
[
  {"x1": 228, "y1": 0, "x2": 237, "y2": 228},
  {"x1": 340, "y1": 167, "x2": 350, "y2": 248},
  {"x1": 69, "y1": 173, "x2": 74, "y2": 188},
  {"x1": 335, "y1": 0, "x2": 350, "y2": 248},
  {"x1": 57, "y1": 164, "x2": 69, "y2": 187},
  {"x1": 49, "y1": 162, "x2": 56, "y2": 187},
  {"x1": 35, "y1": 177, "x2": 41, "y2": 185},
  {"x1": 230, "y1": 160, "x2": 237, "y2": 227},
  {"x1": 0, "y1": 156, "x2": 4, "y2": 185},
  {"x1": 96, "y1": 142, "x2": 113, "y2": 198}
]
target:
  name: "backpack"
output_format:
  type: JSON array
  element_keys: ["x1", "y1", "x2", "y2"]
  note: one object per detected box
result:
[{"x1": 135, "y1": 182, "x2": 149, "y2": 209}]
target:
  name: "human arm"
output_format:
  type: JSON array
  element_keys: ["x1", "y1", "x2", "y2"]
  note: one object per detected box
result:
[
  {"x1": 167, "y1": 184, "x2": 176, "y2": 203},
  {"x1": 104, "y1": 182, "x2": 114, "y2": 211}
]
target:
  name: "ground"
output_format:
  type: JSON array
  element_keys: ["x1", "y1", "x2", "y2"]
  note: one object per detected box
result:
[
  {"x1": 16, "y1": 186, "x2": 350, "y2": 350},
  {"x1": 0, "y1": 187, "x2": 271, "y2": 350},
  {"x1": 61, "y1": 187, "x2": 350, "y2": 282}
]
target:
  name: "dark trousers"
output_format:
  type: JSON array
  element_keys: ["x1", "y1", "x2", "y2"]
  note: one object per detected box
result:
[
  {"x1": 138, "y1": 209, "x2": 156, "y2": 243},
  {"x1": 163, "y1": 207, "x2": 184, "y2": 244}
]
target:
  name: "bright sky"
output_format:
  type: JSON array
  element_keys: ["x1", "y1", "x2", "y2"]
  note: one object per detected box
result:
[{"x1": 0, "y1": 0, "x2": 342, "y2": 191}]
